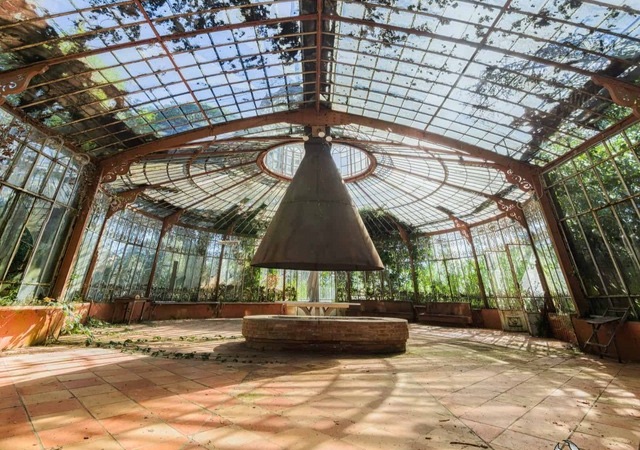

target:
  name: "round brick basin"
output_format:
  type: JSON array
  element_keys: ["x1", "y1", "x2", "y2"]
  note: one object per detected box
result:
[{"x1": 242, "y1": 315, "x2": 409, "y2": 354}]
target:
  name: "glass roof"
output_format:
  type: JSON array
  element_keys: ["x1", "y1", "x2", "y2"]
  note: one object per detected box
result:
[{"x1": 0, "y1": 0, "x2": 638, "y2": 233}]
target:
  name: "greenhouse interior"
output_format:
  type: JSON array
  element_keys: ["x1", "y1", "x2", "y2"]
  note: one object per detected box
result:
[{"x1": 1, "y1": 0, "x2": 640, "y2": 449}]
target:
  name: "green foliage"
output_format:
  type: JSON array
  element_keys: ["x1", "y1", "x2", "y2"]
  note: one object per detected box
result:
[
  {"x1": 60, "y1": 302, "x2": 89, "y2": 335},
  {"x1": 0, "y1": 285, "x2": 19, "y2": 305}
]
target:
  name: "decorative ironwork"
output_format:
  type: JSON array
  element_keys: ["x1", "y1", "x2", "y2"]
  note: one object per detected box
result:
[
  {"x1": 491, "y1": 196, "x2": 527, "y2": 228},
  {"x1": 592, "y1": 75, "x2": 640, "y2": 117},
  {"x1": 161, "y1": 210, "x2": 183, "y2": 236},
  {"x1": 0, "y1": 120, "x2": 28, "y2": 159},
  {"x1": 495, "y1": 165, "x2": 542, "y2": 197},
  {"x1": 106, "y1": 188, "x2": 145, "y2": 218},
  {"x1": 0, "y1": 63, "x2": 49, "y2": 105},
  {"x1": 451, "y1": 216, "x2": 473, "y2": 245},
  {"x1": 101, "y1": 159, "x2": 137, "y2": 183}
]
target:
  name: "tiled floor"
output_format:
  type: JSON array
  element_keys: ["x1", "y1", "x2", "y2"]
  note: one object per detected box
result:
[{"x1": 1, "y1": 319, "x2": 639, "y2": 450}]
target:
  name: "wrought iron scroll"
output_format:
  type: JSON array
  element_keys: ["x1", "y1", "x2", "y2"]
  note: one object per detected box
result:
[
  {"x1": 101, "y1": 158, "x2": 137, "y2": 183},
  {"x1": 450, "y1": 216, "x2": 472, "y2": 244},
  {"x1": 490, "y1": 196, "x2": 527, "y2": 228},
  {"x1": 106, "y1": 188, "x2": 145, "y2": 219},
  {"x1": 592, "y1": 75, "x2": 640, "y2": 117},
  {"x1": 161, "y1": 210, "x2": 183, "y2": 235},
  {"x1": 493, "y1": 164, "x2": 542, "y2": 197},
  {"x1": 0, "y1": 64, "x2": 49, "y2": 105}
]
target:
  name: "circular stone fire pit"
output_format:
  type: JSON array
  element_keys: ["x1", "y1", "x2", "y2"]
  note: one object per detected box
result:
[{"x1": 242, "y1": 315, "x2": 409, "y2": 354}]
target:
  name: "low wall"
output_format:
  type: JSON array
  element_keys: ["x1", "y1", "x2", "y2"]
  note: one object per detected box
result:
[
  {"x1": 480, "y1": 308, "x2": 502, "y2": 330},
  {"x1": 346, "y1": 300, "x2": 416, "y2": 321},
  {"x1": 243, "y1": 315, "x2": 409, "y2": 353},
  {"x1": 548, "y1": 313, "x2": 578, "y2": 344},
  {"x1": 572, "y1": 317, "x2": 640, "y2": 362},
  {"x1": 0, "y1": 306, "x2": 65, "y2": 350},
  {"x1": 220, "y1": 302, "x2": 284, "y2": 318},
  {"x1": 85, "y1": 301, "x2": 285, "y2": 322}
]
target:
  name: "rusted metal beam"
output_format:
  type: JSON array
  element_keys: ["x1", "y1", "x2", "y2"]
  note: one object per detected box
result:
[
  {"x1": 0, "y1": 15, "x2": 316, "y2": 81},
  {"x1": 145, "y1": 209, "x2": 184, "y2": 297},
  {"x1": 536, "y1": 191, "x2": 590, "y2": 317},
  {"x1": 315, "y1": 0, "x2": 323, "y2": 112},
  {"x1": 448, "y1": 214, "x2": 489, "y2": 308},
  {"x1": 133, "y1": 0, "x2": 211, "y2": 128},
  {"x1": 0, "y1": 63, "x2": 49, "y2": 105},
  {"x1": 98, "y1": 108, "x2": 537, "y2": 174},
  {"x1": 543, "y1": 115, "x2": 638, "y2": 173},
  {"x1": 79, "y1": 188, "x2": 145, "y2": 298},
  {"x1": 592, "y1": 75, "x2": 640, "y2": 117},
  {"x1": 50, "y1": 165, "x2": 102, "y2": 299},
  {"x1": 326, "y1": 14, "x2": 638, "y2": 90}
]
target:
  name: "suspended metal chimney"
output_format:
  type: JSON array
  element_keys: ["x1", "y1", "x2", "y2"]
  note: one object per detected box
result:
[{"x1": 252, "y1": 136, "x2": 383, "y2": 271}]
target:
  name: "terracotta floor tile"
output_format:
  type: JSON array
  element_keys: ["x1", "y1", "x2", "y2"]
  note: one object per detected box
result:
[
  {"x1": 460, "y1": 419, "x2": 505, "y2": 442},
  {"x1": 568, "y1": 431, "x2": 637, "y2": 450},
  {"x1": 124, "y1": 386, "x2": 172, "y2": 402},
  {"x1": 0, "y1": 431, "x2": 42, "y2": 449},
  {"x1": 55, "y1": 435, "x2": 124, "y2": 450},
  {"x1": 70, "y1": 384, "x2": 118, "y2": 398},
  {"x1": 21, "y1": 389, "x2": 74, "y2": 405},
  {"x1": 576, "y1": 420, "x2": 640, "y2": 447},
  {"x1": 460, "y1": 399, "x2": 529, "y2": 429},
  {"x1": 2, "y1": 320, "x2": 638, "y2": 450},
  {"x1": 78, "y1": 391, "x2": 131, "y2": 408},
  {"x1": 36, "y1": 417, "x2": 105, "y2": 448},
  {"x1": 166, "y1": 410, "x2": 228, "y2": 436},
  {"x1": 62, "y1": 376, "x2": 105, "y2": 389},
  {"x1": 490, "y1": 429, "x2": 558, "y2": 450},
  {"x1": 87, "y1": 399, "x2": 147, "y2": 420},
  {"x1": 114, "y1": 423, "x2": 187, "y2": 449},
  {"x1": 99, "y1": 412, "x2": 163, "y2": 435},
  {"x1": 0, "y1": 394, "x2": 22, "y2": 410},
  {"x1": 27, "y1": 397, "x2": 84, "y2": 417},
  {"x1": 31, "y1": 408, "x2": 93, "y2": 432},
  {"x1": 17, "y1": 381, "x2": 66, "y2": 396}
]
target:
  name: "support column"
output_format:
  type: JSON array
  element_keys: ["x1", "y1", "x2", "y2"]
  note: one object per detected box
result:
[
  {"x1": 469, "y1": 236, "x2": 490, "y2": 309},
  {"x1": 50, "y1": 166, "x2": 102, "y2": 299},
  {"x1": 282, "y1": 269, "x2": 287, "y2": 301},
  {"x1": 451, "y1": 215, "x2": 489, "y2": 308},
  {"x1": 145, "y1": 210, "x2": 183, "y2": 298},
  {"x1": 523, "y1": 221, "x2": 556, "y2": 314},
  {"x1": 493, "y1": 197, "x2": 555, "y2": 313},
  {"x1": 214, "y1": 227, "x2": 235, "y2": 305},
  {"x1": 537, "y1": 191, "x2": 590, "y2": 317},
  {"x1": 393, "y1": 220, "x2": 419, "y2": 302}
]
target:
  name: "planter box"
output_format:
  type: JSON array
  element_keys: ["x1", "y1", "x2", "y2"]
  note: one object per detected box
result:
[{"x1": 0, "y1": 306, "x2": 65, "y2": 350}]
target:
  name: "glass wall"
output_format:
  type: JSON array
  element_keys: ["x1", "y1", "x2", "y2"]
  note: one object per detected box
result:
[
  {"x1": 472, "y1": 218, "x2": 546, "y2": 313},
  {"x1": 0, "y1": 110, "x2": 84, "y2": 303},
  {"x1": 86, "y1": 209, "x2": 161, "y2": 301},
  {"x1": 523, "y1": 200, "x2": 574, "y2": 313},
  {"x1": 418, "y1": 232, "x2": 484, "y2": 307},
  {"x1": 545, "y1": 122, "x2": 640, "y2": 318},
  {"x1": 64, "y1": 192, "x2": 109, "y2": 301}
]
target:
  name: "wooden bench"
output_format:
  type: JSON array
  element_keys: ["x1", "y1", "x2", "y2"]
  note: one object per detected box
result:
[
  {"x1": 347, "y1": 301, "x2": 416, "y2": 322},
  {"x1": 414, "y1": 302, "x2": 472, "y2": 327}
]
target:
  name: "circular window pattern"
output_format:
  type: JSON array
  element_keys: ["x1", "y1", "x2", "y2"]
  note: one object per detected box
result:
[{"x1": 259, "y1": 143, "x2": 375, "y2": 182}]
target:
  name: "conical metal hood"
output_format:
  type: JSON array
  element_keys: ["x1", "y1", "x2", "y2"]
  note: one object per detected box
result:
[{"x1": 252, "y1": 137, "x2": 384, "y2": 271}]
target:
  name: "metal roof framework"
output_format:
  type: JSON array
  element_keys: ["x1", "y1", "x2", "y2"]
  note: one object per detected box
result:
[{"x1": 0, "y1": 0, "x2": 638, "y2": 235}]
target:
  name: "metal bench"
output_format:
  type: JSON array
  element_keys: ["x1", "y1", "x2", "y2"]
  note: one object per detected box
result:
[{"x1": 583, "y1": 306, "x2": 630, "y2": 362}]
